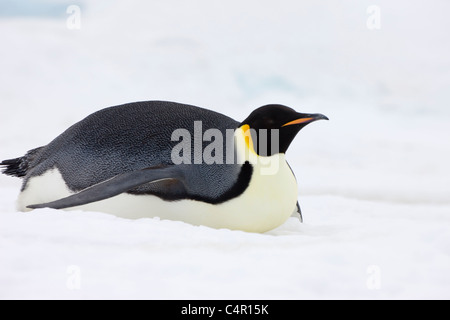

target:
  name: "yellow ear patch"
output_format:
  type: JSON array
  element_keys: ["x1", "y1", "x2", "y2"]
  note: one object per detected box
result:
[{"x1": 241, "y1": 124, "x2": 256, "y2": 154}]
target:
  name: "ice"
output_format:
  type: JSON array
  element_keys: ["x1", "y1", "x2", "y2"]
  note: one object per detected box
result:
[{"x1": 1, "y1": 0, "x2": 450, "y2": 299}]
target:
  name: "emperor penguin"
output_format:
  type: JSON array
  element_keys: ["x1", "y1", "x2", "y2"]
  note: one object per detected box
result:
[{"x1": 1, "y1": 101, "x2": 328, "y2": 233}]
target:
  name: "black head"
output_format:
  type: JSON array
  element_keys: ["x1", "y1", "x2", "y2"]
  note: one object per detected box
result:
[{"x1": 240, "y1": 104, "x2": 328, "y2": 156}]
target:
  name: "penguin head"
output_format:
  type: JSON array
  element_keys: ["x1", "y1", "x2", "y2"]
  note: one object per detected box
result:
[{"x1": 240, "y1": 104, "x2": 328, "y2": 156}]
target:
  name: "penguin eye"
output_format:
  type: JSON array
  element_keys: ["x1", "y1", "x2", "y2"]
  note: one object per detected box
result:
[{"x1": 264, "y1": 117, "x2": 275, "y2": 127}]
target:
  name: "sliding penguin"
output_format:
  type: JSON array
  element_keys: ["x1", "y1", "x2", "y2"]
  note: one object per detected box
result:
[{"x1": 1, "y1": 101, "x2": 328, "y2": 233}]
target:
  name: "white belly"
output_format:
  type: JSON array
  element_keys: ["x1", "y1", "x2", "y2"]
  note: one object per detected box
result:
[{"x1": 18, "y1": 154, "x2": 298, "y2": 233}]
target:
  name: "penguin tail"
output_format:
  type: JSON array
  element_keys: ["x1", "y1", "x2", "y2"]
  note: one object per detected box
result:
[{"x1": 1, "y1": 147, "x2": 44, "y2": 178}]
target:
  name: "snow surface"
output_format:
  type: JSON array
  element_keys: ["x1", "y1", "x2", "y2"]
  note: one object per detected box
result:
[{"x1": 1, "y1": 0, "x2": 450, "y2": 299}]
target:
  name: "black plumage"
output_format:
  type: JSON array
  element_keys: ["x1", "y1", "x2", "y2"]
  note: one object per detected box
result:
[{"x1": 2, "y1": 101, "x2": 246, "y2": 203}]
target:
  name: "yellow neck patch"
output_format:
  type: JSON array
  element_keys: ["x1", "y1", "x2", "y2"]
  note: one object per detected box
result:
[{"x1": 241, "y1": 124, "x2": 256, "y2": 155}]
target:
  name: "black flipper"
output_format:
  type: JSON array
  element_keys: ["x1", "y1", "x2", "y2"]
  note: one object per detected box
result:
[
  {"x1": 291, "y1": 201, "x2": 303, "y2": 223},
  {"x1": 27, "y1": 165, "x2": 187, "y2": 210},
  {"x1": 286, "y1": 162, "x2": 303, "y2": 223},
  {"x1": 296, "y1": 201, "x2": 303, "y2": 223}
]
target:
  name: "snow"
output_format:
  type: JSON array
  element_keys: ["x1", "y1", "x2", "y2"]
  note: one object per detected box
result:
[{"x1": 1, "y1": 0, "x2": 450, "y2": 300}]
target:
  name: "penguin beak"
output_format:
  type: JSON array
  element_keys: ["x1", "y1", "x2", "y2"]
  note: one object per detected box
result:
[{"x1": 282, "y1": 113, "x2": 329, "y2": 127}]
